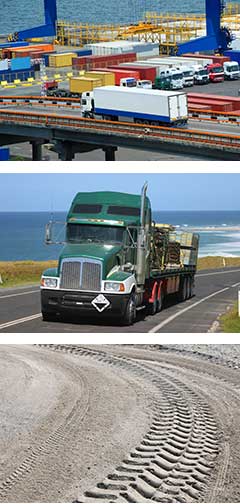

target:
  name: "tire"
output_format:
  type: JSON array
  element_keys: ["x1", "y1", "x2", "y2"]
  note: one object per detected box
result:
[
  {"x1": 42, "y1": 311, "x2": 56, "y2": 322},
  {"x1": 148, "y1": 296, "x2": 157, "y2": 316},
  {"x1": 157, "y1": 288, "x2": 164, "y2": 313},
  {"x1": 178, "y1": 277, "x2": 187, "y2": 302},
  {"x1": 122, "y1": 292, "x2": 137, "y2": 326}
]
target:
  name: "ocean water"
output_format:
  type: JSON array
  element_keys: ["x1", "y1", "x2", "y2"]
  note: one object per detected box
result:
[
  {"x1": 1, "y1": 0, "x2": 237, "y2": 34},
  {"x1": 1, "y1": 211, "x2": 240, "y2": 261}
]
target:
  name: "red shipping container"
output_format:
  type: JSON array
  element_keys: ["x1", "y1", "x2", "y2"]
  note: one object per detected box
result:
[
  {"x1": 94, "y1": 68, "x2": 140, "y2": 85},
  {"x1": 188, "y1": 97, "x2": 233, "y2": 112},
  {"x1": 188, "y1": 92, "x2": 240, "y2": 110},
  {"x1": 108, "y1": 64, "x2": 156, "y2": 82}
]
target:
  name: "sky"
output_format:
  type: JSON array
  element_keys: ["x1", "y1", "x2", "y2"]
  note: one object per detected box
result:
[{"x1": 0, "y1": 173, "x2": 239, "y2": 211}]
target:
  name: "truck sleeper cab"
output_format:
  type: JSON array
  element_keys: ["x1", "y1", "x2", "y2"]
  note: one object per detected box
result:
[{"x1": 41, "y1": 187, "x2": 199, "y2": 326}]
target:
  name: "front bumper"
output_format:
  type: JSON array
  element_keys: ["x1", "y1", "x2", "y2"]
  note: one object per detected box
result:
[{"x1": 41, "y1": 289, "x2": 130, "y2": 318}]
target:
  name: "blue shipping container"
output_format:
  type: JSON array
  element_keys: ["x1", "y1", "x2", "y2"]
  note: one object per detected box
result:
[
  {"x1": 0, "y1": 69, "x2": 34, "y2": 83},
  {"x1": 11, "y1": 57, "x2": 31, "y2": 71},
  {"x1": 0, "y1": 148, "x2": 10, "y2": 161},
  {"x1": 224, "y1": 50, "x2": 240, "y2": 63},
  {"x1": 0, "y1": 41, "x2": 29, "y2": 49},
  {"x1": 76, "y1": 49, "x2": 92, "y2": 56}
]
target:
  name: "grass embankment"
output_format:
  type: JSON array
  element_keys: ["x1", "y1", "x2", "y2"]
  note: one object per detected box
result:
[
  {"x1": 1, "y1": 256, "x2": 240, "y2": 289},
  {"x1": 0, "y1": 261, "x2": 57, "y2": 288},
  {"x1": 221, "y1": 304, "x2": 240, "y2": 332},
  {"x1": 197, "y1": 256, "x2": 240, "y2": 270}
]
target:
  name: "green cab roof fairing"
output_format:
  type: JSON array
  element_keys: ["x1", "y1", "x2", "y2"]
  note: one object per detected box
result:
[{"x1": 67, "y1": 191, "x2": 152, "y2": 226}]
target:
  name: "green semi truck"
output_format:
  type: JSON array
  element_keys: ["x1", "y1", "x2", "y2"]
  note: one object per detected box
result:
[{"x1": 41, "y1": 184, "x2": 199, "y2": 325}]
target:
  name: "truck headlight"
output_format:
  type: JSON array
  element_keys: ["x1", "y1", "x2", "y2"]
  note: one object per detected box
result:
[
  {"x1": 41, "y1": 277, "x2": 58, "y2": 288},
  {"x1": 104, "y1": 282, "x2": 125, "y2": 292}
]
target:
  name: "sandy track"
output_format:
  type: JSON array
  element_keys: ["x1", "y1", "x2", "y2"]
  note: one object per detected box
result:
[{"x1": 0, "y1": 345, "x2": 240, "y2": 502}]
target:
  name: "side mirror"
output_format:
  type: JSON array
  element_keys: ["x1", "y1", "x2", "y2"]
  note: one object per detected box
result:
[{"x1": 45, "y1": 222, "x2": 52, "y2": 244}]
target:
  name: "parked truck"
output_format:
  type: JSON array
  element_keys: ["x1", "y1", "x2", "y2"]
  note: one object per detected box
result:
[
  {"x1": 206, "y1": 63, "x2": 224, "y2": 82},
  {"x1": 223, "y1": 61, "x2": 240, "y2": 80},
  {"x1": 190, "y1": 64, "x2": 209, "y2": 84},
  {"x1": 41, "y1": 185, "x2": 199, "y2": 325},
  {"x1": 81, "y1": 86, "x2": 188, "y2": 126}
]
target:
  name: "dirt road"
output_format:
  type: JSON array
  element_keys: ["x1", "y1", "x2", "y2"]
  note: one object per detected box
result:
[{"x1": 0, "y1": 344, "x2": 240, "y2": 502}]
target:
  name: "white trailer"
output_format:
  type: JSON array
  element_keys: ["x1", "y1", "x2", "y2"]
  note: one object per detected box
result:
[
  {"x1": 81, "y1": 86, "x2": 188, "y2": 126},
  {"x1": 148, "y1": 56, "x2": 213, "y2": 67}
]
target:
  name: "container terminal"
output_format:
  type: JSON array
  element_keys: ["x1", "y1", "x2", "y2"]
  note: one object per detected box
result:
[{"x1": 1, "y1": 0, "x2": 240, "y2": 160}]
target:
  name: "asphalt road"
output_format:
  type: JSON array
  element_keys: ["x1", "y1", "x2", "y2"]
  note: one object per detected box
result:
[{"x1": 0, "y1": 267, "x2": 239, "y2": 332}]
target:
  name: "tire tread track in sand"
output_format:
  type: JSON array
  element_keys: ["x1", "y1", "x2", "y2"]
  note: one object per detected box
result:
[{"x1": 40, "y1": 345, "x2": 224, "y2": 503}]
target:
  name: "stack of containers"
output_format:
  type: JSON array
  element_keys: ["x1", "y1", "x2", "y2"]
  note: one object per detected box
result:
[
  {"x1": 85, "y1": 41, "x2": 159, "y2": 59},
  {"x1": 188, "y1": 93, "x2": 240, "y2": 112},
  {"x1": 72, "y1": 52, "x2": 136, "y2": 71},
  {"x1": 2, "y1": 43, "x2": 54, "y2": 59},
  {"x1": 10, "y1": 57, "x2": 31, "y2": 71}
]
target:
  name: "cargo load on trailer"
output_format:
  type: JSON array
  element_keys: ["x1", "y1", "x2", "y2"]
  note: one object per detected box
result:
[{"x1": 41, "y1": 184, "x2": 199, "y2": 325}]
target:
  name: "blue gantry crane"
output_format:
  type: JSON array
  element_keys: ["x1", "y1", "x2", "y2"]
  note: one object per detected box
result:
[
  {"x1": 9, "y1": 0, "x2": 233, "y2": 54},
  {"x1": 177, "y1": 0, "x2": 233, "y2": 54},
  {"x1": 9, "y1": 0, "x2": 57, "y2": 41}
]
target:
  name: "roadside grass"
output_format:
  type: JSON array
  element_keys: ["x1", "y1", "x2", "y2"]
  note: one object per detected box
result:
[
  {"x1": 197, "y1": 256, "x2": 240, "y2": 270},
  {"x1": 0, "y1": 256, "x2": 240, "y2": 288},
  {"x1": 0, "y1": 261, "x2": 57, "y2": 288},
  {"x1": 220, "y1": 304, "x2": 240, "y2": 332}
]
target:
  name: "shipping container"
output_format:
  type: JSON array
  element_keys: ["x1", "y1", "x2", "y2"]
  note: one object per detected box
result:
[
  {"x1": 70, "y1": 76, "x2": 103, "y2": 93},
  {"x1": 0, "y1": 68, "x2": 35, "y2": 83},
  {"x1": 3, "y1": 43, "x2": 54, "y2": 59},
  {"x1": 91, "y1": 86, "x2": 188, "y2": 124},
  {"x1": 0, "y1": 60, "x2": 8, "y2": 71},
  {"x1": 184, "y1": 53, "x2": 230, "y2": 64},
  {"x1": 76, "y1": 49, "x2": 92, "y2": 56},
  {"x1": 188, "y1": 98, "x2": 233, "y2": 112},
  {"x1": 110, "y1": 64, "x2": 156, "y2": 82},
  {"x1": 11, "y1": 56, "x2": 31, "y2": 71},
  {"x1": 84, "y1": 71, "x2": 115, "y2": 86},
  {"x1": 49, "y1": 52, "x2": 77, "y2": 67},
  {"x1": 0, "y1": 41, "x2": 29, "y2": 49},
  {"x1": 188, "y1": 92, "x2": 240, "y2": 111}
]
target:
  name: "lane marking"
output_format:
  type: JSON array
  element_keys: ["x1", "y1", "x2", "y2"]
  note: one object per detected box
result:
[
  {"x1": 197, "y1": 269, "x2": 240, "y2": 277},
  {"x1": 149, "y1": 286, "x2": 233, "y2": 333},
  {"x1": 0, "y1": 313, "x2": 41, "y2": 330},
  {"x1": 0, "y1": 289, "x2": 39, "y2": 300}
]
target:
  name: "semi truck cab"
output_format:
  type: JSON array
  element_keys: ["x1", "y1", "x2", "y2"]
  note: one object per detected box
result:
[
  {"x1": 191, "y1": 65, "x2": 209, "y2": 84},
  {"x1": 223, "y1": 61, "x2": 240, "y2": 80},
  {"x1": 41, "y1": 187, "x2": 152, "y2": 325},
  {"x1": 206, "y1": 63, "x2": 224, "y2": 82}
]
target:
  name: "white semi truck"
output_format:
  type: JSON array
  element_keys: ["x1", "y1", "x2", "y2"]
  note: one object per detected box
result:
[{"x1": 81, "y1": 86, "x2": 188, "y2": 126}]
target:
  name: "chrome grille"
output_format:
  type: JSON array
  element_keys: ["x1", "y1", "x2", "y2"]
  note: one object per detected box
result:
[
  {"x1": 60, "y1": 261, "x2": 81, "y2": 290},
  {"x1": 60, "y1": 259, "x2": 101, "y2": 291},
  {"x1": 81, "y1": 262, "x2": 101, "y2": 291}
]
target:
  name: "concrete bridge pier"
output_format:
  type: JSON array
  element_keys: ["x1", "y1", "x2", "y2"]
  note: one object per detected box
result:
[
  {"x1": 103, "y1": 146, "x2": 118, "y2": 161},
  {"x1": 31, "y1": 141, "x2": 43, "y2": 161},
  {"x1": 57, "y1": 142, "x2": 75, "y2": 161}
]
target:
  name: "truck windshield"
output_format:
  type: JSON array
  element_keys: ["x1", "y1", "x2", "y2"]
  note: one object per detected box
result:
[
  {"x1": 229, "y1": 65, "x2": 239, "y2": 72},
  {"x1": 66, "y1": 223, "x2": 124, "y2": 243},
  {"x1": 172, "y1": 73, "x2": 183, "y2": 80},
  {"x1": 183, "y1": 71, "x2": 193, "y2": 77},
  {"x1": 199, "y1": 69, "x2": 208, "y2": 76},
  {"x1": 210, "y1": 66, "x2": 223, "y2": 73}
]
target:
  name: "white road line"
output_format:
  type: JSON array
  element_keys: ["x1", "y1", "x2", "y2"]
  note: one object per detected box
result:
[
  {"x1": 0, "y1": 313, "x2": 41, "y2": 330},
  {"x1": 0, "y1": 289, "x2": 39, "y2": 300},
  {"x1": 197, "y1": 269, "x2": 240, "y2": 277},
  {"x1": 149, "y1": 286, "x2": 230, "y2": 333}
]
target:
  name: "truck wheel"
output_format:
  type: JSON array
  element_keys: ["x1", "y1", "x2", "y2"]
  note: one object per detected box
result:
[
  {"x1": 157, "y1": 289, "x2": 164, "y2": 312},
  {"x1": 42, "y1": 311, "x2": 56, "y2": 322},
  {"x1": 178, "y1": 278, "x2": 187, "y2": 302},
  {"x1": 122, "y1": 293, "x2": 137, "y2": 326},
  {"x1": 148, "y1": 296, "x2": 157, "y2": 316}
]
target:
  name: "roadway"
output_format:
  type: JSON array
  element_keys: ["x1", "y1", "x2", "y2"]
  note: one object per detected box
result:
[
  {"x1": 0, "y1": 267, "x2": 239, "y2": 332},
  {"x1": 2, "y1": 101, "x2": 240, "y2": 136}
]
